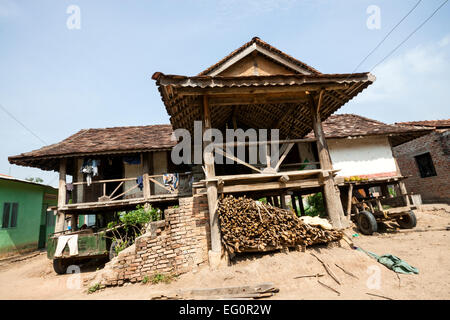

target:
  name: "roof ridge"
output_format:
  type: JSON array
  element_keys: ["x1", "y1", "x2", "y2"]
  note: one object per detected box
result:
[
  {"x1": 197, "y1": 37, "x2": 321, "y2": 76},
  {"x1": 332, "y1": 113, "x2": 391, "y2": 126}
]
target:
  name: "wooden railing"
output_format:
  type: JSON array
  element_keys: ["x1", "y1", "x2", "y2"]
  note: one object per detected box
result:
[
  {"x1": 207, "y1": 138, "x2": 321, "y2": 177},
  {"x1": 65, "y1": 173, "x2": 192, "y2": 206}
]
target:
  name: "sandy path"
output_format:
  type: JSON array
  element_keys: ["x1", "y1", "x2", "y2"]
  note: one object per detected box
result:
[{"x1": 0, "y1": 209, "x2": 449, "y2": 300}]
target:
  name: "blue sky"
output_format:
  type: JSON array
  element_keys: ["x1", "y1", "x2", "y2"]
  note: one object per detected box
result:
[{"x1": 1, "y1": 0, "x2": 449, "y2": 186}]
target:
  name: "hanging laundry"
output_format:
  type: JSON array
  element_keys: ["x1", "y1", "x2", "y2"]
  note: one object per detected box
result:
[
  {"x1": 136, "y1": 176, "x2": 144, "y2": 191},
  {"x1": 80, "y1": 159, "x2": 100, "y2": 186},
  {"x1": 163, "y1": 173, "x2": 179, "y2": 192}
]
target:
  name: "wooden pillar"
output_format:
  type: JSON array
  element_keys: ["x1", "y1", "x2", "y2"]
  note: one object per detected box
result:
[
  {"x1": 346, "y1": 184, "x2": 353, "y2": 222},
  {"x1": 308, "y1": 91, "x2": 347, "y2": 229},
  {"x1": 297, "y1": 194, "x2": 305, "y2": 216},
  {"x1": 70, "y1": 214, "x2": 78, "y2": 231},
  {"x1": 55, "y1": 159, "x2": 67, "y2": 233},
  {"x1": 291, "y1": 195, "x2": 298, "y2": 215},
  {"x1": 398, "y1": 181, "x2": 410, "y2": 206},
  {"x1": 203, "y1": 96, "x2": 221, "y2": 267},
  {"x1": 280, "y1": 194, "x2": 287, "y2": 209},
  {"x1": 273, "y1": 196, "x2": 280, "y2": 207},
  {"x1": 142, "y1": 152, "x2": 151, "y2": 200}
]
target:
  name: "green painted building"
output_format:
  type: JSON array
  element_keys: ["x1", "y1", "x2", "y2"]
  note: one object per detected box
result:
[{"x1": 0, "y1": 174, "x2": 58, "y2": 257}]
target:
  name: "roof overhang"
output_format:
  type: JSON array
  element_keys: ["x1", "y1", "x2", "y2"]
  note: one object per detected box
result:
[
  {"x1": 153, "y1": 72, "x2": 376, "y2": 138},
  {"x1": 8, "y1": 147, "x2": 173, "y2": 172}
]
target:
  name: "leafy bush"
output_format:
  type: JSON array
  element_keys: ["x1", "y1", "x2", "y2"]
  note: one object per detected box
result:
[
  {"x1": 107, "y1": 205, "x2": 161, "y2": 255},
  {"x1": 304, "y1": 192, "x2": 326, "y2": 218}
]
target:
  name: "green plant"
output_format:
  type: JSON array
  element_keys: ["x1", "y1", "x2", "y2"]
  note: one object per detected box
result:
[
  {"x1": 106, "y1": 205, "x2": 161, "y2": 255},
  {"x1": 142, "y1": 275, "x2": 149, "y2": 284},
  {"x1": 87, "y1": 283, "x2": 101, "y2": 294},
  {"x1": 388, "y1": 187, "x2": 397, "y2": 197},
  {"x1": 304, "y1": 192, "x2": 326, "y2": 218},
  {"x1": 151, "y1": 273, "x2": 176, "y2": 284}
]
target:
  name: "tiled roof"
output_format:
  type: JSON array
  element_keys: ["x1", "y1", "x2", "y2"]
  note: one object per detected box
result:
[
  {"x1": 197, "y1": 37, "x2": 321, "y2": 76},
  {"x1": 9, "y1": 124, "x2": 175, "y2": 162},
  {"x1": 306, "y1": 114, "x2": 433, "y2": 140},
  {"x1": 395, "y1": 119, "x2": 450, "y2": 129}
]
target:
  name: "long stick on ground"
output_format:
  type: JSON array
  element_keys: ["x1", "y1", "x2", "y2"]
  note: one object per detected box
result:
[
  {"x1": 334, "y1": 263, "x2": 359, "y2": 279},
  {"x1": 310, "y1": 253, "x2": 341, "y2": 285},
  {"x1": 294, "y1": 273, "x2": 324, "y2": 279},
  {"x1": 366, "y1": 292, "x2": 394, "y2": 300},
  {"x1": 317, "y1": 279, "x2": 340, "y2": 296}
]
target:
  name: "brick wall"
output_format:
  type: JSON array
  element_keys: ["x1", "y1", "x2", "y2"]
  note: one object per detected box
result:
[
  {"x1": 393, "y1": 130, "x2": 450, "y2": 204},
  {"x1": 90, "y1": 195, "x2": 211, "y2": 287}
]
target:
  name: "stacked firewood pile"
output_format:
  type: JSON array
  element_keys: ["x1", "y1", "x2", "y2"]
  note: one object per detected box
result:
[{"x1": 218, "y1": 195, "x2": 343, "y2": 254}]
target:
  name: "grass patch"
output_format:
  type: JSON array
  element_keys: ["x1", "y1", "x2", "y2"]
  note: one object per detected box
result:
[
  {"x1": 150, "y1": 273, "x2": 177, "y2": 284},
  {"x1": 87, "y1": 283, "x2": 101, "y2": 294}
]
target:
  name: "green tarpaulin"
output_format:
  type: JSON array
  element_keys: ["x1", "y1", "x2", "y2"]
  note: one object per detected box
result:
[{"x1": 357, "y1": 248, "x2": 419, "y2": 274}]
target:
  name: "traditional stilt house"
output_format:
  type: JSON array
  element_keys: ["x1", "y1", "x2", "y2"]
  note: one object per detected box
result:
[
  {"x1": 152, "y1": 37, "x2": 375, "y2": 261},
  {"x1": 9, "y1": 37, "x2": 376, "y2": 268}
]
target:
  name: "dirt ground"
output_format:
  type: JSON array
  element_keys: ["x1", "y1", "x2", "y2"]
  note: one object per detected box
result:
[{"x1": 1, "y1": 207, "x2": 449, "y2": 300}]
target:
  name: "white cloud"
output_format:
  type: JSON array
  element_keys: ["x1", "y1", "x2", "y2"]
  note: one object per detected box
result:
[{"x1": 356, "y1": 35, "x2": 450, "y2": 105}]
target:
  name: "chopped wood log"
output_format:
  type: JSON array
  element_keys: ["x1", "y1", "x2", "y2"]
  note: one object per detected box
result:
[
  {"x1": 310, "y1": 252, "x2": 342, "y2": 285},
  {"x1": 218, "y1": 196, "x2": 343, "y2": 254}
]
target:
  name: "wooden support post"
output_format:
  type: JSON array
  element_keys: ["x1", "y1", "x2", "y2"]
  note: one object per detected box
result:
[
  {"x1": 273, "y1": 196, "x2": 280, "y2": 207},
  {"x1": 203, "y1": 96, "x2": 221, "y2": 268},
  {"x1": 142, "y1": 152, "x2": 151, "y2": 200},
  {"x1": 308, "y1": 91, "x2": 347, "y2": 229},
  {"x1": 55, "y1": 159, "x2": 67, "y2": 232},
  {"x1": 398, "y1": 181, "x2": 410, "y2": 206},
  {"x1": 70, "y1": 214, "x2": 78, "y2": 231},
  {"x1": 280, "y1": 194, "x2": 287, "y2": 209},
  {"x1": 298, "y1": 194, "x2": 305, "y2": 216},
  {"x1": 376, "y1": 198, "x2": 384, "y2": 212},
  {"x1": 291, "y1": 195, "x2": 298, "y2": 215},
  {"x1": 346, "y1": 184, "x2": 353, "y2": 222}
]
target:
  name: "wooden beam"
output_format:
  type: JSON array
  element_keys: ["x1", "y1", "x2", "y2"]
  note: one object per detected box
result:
[
  {"x1": 297, "y1": 193, "x2": 305, "y2": 216},
  {"x1": 142, "y1": 152, "x2": 151, "y2": 199},
  {"x1": 398, "y1": 181, "x2": 411, "y2": 206},
  {"x1": 291, "y1": 195, "x2": 298, "y2": 215},
  {"x1": 308, "y1": 91, "x2": 347, "y2": 229},
  {"x1": 55, "y1": 159, "x2": 67, "y2": 233},
  {"x1": 346, "y1": 184, "x2": 353, "y2": 219},
  {"x1": 174, "y1": 83, "x2": 351, "y2": 97},
  {"x1": 220, "y1": 179, "x2": 320, "y2": 193},
  {"x1": 203, "y1": 95, "x2": 221, "y2": 264},
  {"x1": 273, "y1": 143, "x2": 295, "y2": 171},
  {"x1": 215, "y1": 147, "x2": 262, "y2": 174},
  {"x1": 58, "y1": 159, "x2": 67, "y2": 208}
]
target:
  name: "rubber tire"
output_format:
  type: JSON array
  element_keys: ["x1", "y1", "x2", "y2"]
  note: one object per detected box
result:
[
  {"x1": 397, "y1": 210, "x2": 417, "y2": 229},
  {"x1": 357, "y1": 211, "x2": 378, "y2": 235},
  {"x1": 109, "y1": 241, "x2": 118, "y2": 261},
  {"x1": 53, "y1": 259, "x2": 68, "y2": 275}
]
